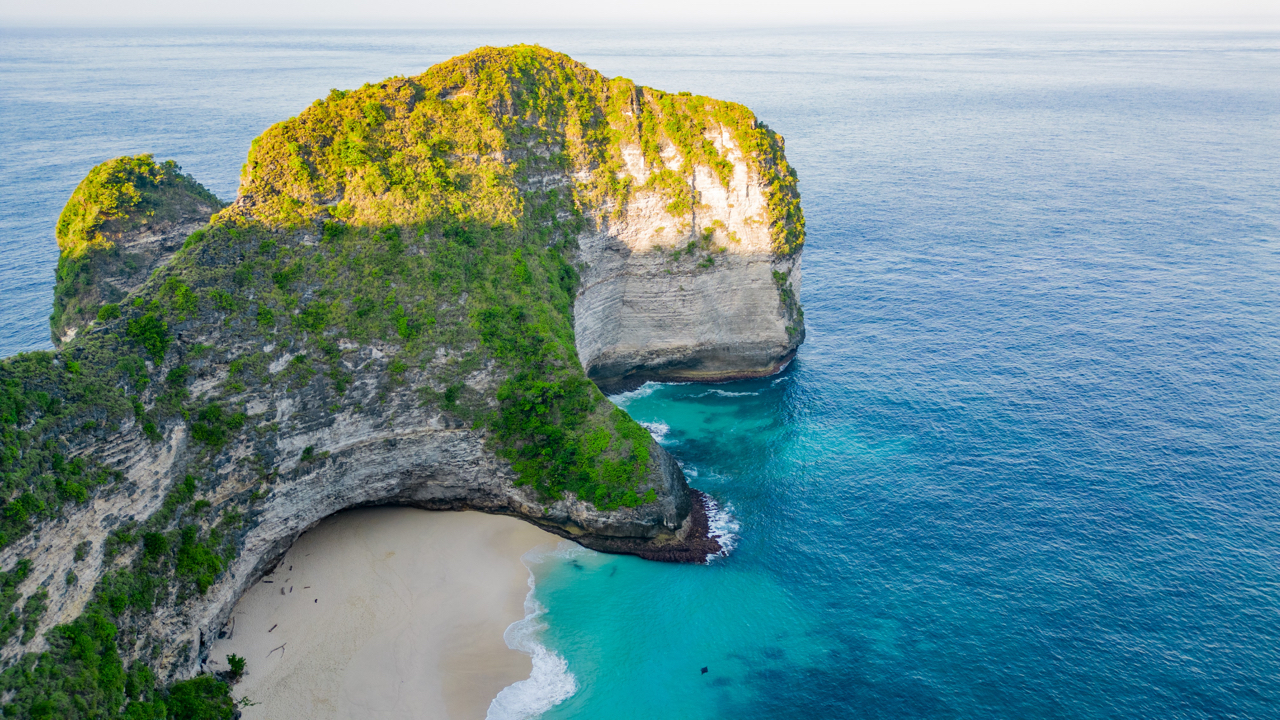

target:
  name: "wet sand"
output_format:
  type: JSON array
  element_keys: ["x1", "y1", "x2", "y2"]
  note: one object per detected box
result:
[{"x1": 207, "y1": 508, "x2": 558, "y2": 720}]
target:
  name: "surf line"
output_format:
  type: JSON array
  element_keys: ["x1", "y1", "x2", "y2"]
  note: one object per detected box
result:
[
  {"x1": 486, "y1": 544, "x2": 582, "y2": 720},
  {"x1": 702, "y1": 493, "x2": 740, "y2": 563}
]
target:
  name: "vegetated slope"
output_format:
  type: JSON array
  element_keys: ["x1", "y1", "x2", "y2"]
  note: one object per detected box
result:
[
  {"x1": 51, "y1": 156, "x2": 224, "y2": 346},
  {"x1": 238, "y1": 44, "x2": 806, "y2": 391},
  {"x1": 0, "y1": 45, "x2": 804, "y2": 719}
]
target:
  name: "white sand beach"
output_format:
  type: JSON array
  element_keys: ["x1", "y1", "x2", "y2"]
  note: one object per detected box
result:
[{"x1": 207, "y1": 508, "x2": 559, "y2": 720}]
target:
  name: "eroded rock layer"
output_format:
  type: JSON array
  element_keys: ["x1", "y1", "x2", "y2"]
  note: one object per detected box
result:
[
  {"x1": 575, "y1": 132, "x2": 804, "y2": 392},
  {"x1": 0, "y1": 45, "x2": 803, "y2": 716}
]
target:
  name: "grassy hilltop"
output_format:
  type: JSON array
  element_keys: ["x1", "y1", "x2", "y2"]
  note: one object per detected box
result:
[
  {"x1": 0, "y1": 45, "x2": 803, "y2": 718},
  {"x1": 51, "y1": 156, "x2": 224, "y2": 346}
]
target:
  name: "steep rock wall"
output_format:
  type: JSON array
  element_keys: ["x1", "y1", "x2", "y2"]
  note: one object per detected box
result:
[
  {"x1": 0, "y1": 46, "x2": 801, "y2": 714},
  {"x1": 575, "y1": 136, "x2": 803, "y2": 392},
  {"x1": 3, "y1": 326, "x2": 711, "y2": 679}
]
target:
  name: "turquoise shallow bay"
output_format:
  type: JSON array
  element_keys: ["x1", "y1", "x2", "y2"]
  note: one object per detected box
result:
[{"x1": 2, "y1": 27, "x2": 1279, "y2": 719}]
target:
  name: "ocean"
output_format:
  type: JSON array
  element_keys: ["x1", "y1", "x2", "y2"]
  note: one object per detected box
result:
[{"x1": 2, "y1": 26, "x2": 1279, "y2": 719}]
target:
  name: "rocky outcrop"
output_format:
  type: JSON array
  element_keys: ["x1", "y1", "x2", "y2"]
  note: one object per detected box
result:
[
  {"x1": 575, "y1": 142, "x2": 804, "y2": 393},
  {"x1": 50, "y1": 156, "x2": 223, "y2": 346},
  {"x1": 0, "y1": 46, "x2": 803, "y2": 696},
  {"x1": 3, "y1": 332, "x2": 713, "y2": 678}
]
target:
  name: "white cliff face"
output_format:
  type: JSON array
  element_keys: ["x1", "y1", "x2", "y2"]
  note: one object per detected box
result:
[
  {"x1": 0, "y1": 425, "x2": 188, "y2": 658},
  {"x1": 574, "y1": 133, "x2": 803, "y2": 391}
]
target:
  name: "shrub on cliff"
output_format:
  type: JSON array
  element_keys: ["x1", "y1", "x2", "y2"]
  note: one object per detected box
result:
[
  {"x1": 165, "y1": 676, "x2": 235, "y2": 720},
  {"x1": 125, "y1": 311, "x2": 169, "y2": 361},
  {"x1": 0, "y1": 611, "x2": 235, "y2": 719}
]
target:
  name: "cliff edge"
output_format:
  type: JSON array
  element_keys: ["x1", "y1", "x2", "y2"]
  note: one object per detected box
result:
[{"x1": 0, "y1": 45, "x2": 803, "y2": 718}]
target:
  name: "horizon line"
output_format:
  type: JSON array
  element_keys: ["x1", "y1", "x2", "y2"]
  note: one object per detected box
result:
[{"x1": 3, "y1": 17, "x2": 1280, "y2": 31}]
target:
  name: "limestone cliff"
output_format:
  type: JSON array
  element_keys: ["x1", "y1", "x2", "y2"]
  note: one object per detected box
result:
[
  {"x1": 0, "y1": 45, "x2": 803, "y2": 718},
  {"x1": 575, "y1": 135, "x2": 804, "y2": 391}
]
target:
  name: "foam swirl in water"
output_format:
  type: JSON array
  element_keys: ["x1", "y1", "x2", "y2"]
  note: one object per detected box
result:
[{"x1": 694, "y1": 388, "x2": 759, "y2": 398}]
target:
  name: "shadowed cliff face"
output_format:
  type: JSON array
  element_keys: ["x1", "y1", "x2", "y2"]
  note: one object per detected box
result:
[{"x1": 0, "y1": 45, "x2": 802, "y2": 704}]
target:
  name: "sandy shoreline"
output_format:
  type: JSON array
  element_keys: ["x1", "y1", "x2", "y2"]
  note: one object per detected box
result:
[{"x1": 207, "y1": 508, "x2": 559, "y2": 720}]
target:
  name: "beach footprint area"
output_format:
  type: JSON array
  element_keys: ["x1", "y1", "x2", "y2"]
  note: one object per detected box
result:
[{"x1": 208, "y1": 509, "x2": 557, "y2": 720}]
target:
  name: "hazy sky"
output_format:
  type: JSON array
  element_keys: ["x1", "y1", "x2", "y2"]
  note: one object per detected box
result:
[{"x1": 2, "y1": 0, "x2": 1277, "y2": 26}]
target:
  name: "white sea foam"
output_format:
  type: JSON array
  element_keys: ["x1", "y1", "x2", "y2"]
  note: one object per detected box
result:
[
  {"x1": 639, "y1": 420, "x2": 670, "y2": 444},
  {"x1": 487, "y1": 545, "x2": 583, "y2": 720},
  {"x1": 695, "y1": 388, "x2": 759, "y2": 398},
  {"x1": 702, "y1": 495, "x2": 740, "y2": 563},
  {"x1": 607, "y1": 381, "x2": 662, "y2": 405}
]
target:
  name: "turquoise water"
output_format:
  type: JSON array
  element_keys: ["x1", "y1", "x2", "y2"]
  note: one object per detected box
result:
[{"x1": 3, "y1": 27, "x2": 1280, "y2": 719}]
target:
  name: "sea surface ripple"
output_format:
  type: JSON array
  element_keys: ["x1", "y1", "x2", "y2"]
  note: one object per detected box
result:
[{"x1": 2, "y1": 26, "x2": 1278, "y2": 719}]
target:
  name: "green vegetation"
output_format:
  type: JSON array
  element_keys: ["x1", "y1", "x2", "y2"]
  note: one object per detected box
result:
[
  {"x1": 0, "y1": 611, "x2": 234, "y2": 719},
  {"x1": 96, "y1": 473, "x2": 238, "y2": 612},
  {"x1": 0, "y1": 354, "x2": 127, "y2": 551},
  {"x1": 189, "y1": 405, "x2": 247, "y2": 449},
  {"x1": 773, "y1": 269, "x2": 804, "y2": 340},
  {"x1": 0, "y1": 474, "x2": 241, "y2": 717},
  {"x1": 0, "y1": 45, "x2": 803, "y2": 719},
  {"x1": 0, "y1": 561, "x2": 37, "y2": 646},
  {"x1": 224, "y1": 655, "x2": 245, "y2": 681},
  {"x1": 55, "y1": 154, "x2": 219, "y2": 262},
  {"x1": 125, "y1": 312, "x2": 169, "y2": 361},
  {"x1": 165, "y1": 676, "x2": 236, "y2": 719},
  {"x1": 235, "y1": 44, "x2": 801, "y2": 253},
  {"x1": 51, "y1": 154, "x2": 223, "y2": 345},
  {"x1": 0, "y1": 315, "x2": 239, "y2": 717}
]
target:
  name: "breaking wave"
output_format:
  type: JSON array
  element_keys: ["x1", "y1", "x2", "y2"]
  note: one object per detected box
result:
[
  {"x1": 702, "y1": 495, "x2": 740, "y2": 562},
  {"x1": 608, "y1": 381, "x2": 662, "y2": 405},
  {"x1": 639, "y1": 420, "x2": 670, "y2": 444},
  {"x1": 486, "y1": 544, "x2": 583, "y2": 720}
]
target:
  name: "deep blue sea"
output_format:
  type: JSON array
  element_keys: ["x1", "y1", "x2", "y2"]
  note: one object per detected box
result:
[{"x1": 3, "y1": 26, "x2": 1279, "y2": 719}]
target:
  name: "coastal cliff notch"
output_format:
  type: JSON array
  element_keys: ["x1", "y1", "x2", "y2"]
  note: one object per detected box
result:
[{"x1": 0, "y1": 45, "x2": 803, "y2": 718}]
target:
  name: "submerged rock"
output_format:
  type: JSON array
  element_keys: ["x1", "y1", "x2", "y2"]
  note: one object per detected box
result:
[{"x1": 0, "y1": 45, "x2": 803, "y2": 711}]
